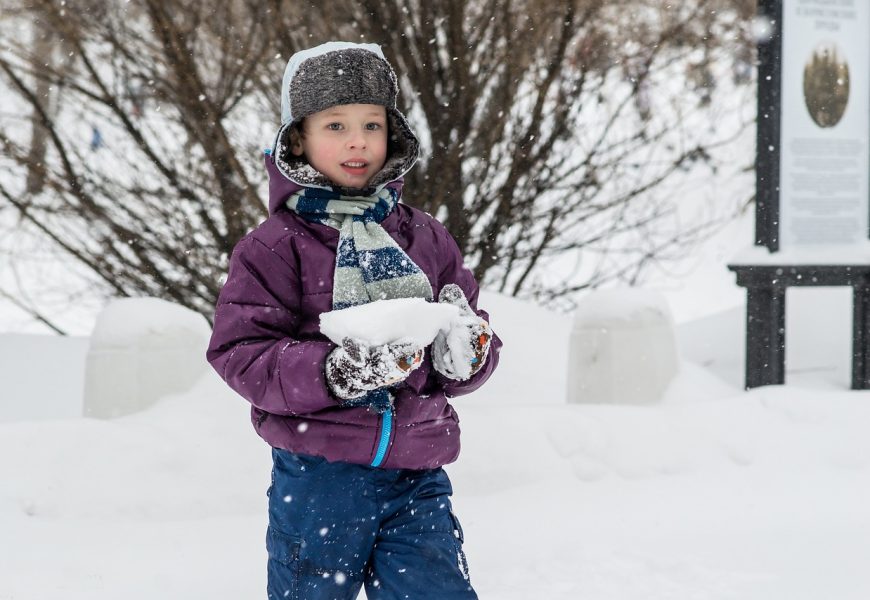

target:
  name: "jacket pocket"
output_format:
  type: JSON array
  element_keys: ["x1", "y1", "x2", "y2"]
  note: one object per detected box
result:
[{"x1": 255, "y1": 409, "x2": 269, "y2": 430}]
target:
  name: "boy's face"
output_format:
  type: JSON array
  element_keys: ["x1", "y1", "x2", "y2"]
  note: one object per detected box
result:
[{"x1": 291, "y1": 103, "x2": 388, "y2": 188}]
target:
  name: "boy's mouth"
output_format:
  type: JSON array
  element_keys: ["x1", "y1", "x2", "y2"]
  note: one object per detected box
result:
[{"x1": 341, "y1": 160, "x2": 369, "y2": 176}]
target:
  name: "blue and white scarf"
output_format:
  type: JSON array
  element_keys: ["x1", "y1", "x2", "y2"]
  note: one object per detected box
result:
[{"x1": 286, "y1": 186, "x2": 433, "y2": 309}]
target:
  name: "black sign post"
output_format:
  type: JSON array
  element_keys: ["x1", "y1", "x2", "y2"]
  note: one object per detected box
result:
[{"x1": 729, "y1": 0, "x2": 870, "y2": 389}]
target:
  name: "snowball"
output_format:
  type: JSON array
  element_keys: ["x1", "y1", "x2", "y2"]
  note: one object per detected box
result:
[{"x1": 320, "y1": 298, "x2": 460, "y2": 347}]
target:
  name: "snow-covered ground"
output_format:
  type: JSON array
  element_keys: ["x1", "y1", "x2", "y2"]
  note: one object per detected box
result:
[{"x1": 2, "y1": 262, "x2": 870, "y2": 598}]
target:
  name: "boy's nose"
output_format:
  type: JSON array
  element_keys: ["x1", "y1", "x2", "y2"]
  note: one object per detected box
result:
[{"x1": 347, "y1": 131, "x2": 367, "y2": 149}]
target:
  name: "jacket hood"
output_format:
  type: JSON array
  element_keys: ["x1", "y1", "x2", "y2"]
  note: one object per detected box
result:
[
  {"x1": 269, "y1": 41, "x2": 419, "y2": 197},
  {"x1": 265, "y1": 152, "x2": 404, "y2": 215}
]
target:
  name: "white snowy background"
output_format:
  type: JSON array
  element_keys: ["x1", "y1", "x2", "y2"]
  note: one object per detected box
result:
[{"x1": 2, "y1": 205, "x2": 870, "y2": 599}]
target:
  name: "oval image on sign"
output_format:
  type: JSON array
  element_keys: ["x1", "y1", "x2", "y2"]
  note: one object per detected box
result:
[{"x1": 803, "y1": 41, "x2": 849, "y2": 128}]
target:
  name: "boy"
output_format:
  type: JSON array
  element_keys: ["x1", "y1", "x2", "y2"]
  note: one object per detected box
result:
[{"x1": 207, "y1": 41, "x2": 501, "y2": 599}]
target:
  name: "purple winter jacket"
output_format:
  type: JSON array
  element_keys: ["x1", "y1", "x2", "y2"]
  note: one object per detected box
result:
[{"x1": 205, "y1": 156, "x2": 502, "y2": 470}]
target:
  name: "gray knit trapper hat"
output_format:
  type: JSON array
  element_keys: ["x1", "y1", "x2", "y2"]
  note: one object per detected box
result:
[{"x1": 271, "y1": 41, "x2": 420, "y2": 195}]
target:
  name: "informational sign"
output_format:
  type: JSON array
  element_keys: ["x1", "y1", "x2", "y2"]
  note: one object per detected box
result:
[{"x1": 779, "y1": 0, "x2": 870, "y2": 247}]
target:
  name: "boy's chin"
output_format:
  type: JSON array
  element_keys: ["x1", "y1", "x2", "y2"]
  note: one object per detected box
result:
[
  {"x1": 328, "y1": 170, "x2": 380, "y2": 190},
  {"x1": 333, "y1": 176, "x2": 373, "y2": 189}
]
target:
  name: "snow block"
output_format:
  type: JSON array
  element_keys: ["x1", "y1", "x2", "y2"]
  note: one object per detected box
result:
[
  {"x1": 567, "y1": 289, "x2": 677, "y2": 405},
  {"x1": 82, "y1": 298, "x2": 211, "y2": 418}
]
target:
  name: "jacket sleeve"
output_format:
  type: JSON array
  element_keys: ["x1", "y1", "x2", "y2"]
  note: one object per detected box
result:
[
  {"x1": 433, "y1": 222, "x2": 502, "y2": 397},
  {"x1": 206, "y1": 234, "x2": 338, "y2": 415}
]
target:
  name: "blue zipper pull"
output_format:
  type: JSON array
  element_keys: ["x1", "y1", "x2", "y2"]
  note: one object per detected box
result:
[{"x1": 370, "y1": 408, "x2": 393, "y2": 468}]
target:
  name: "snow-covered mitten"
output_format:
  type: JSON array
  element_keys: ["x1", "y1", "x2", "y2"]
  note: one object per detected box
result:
[
  {"x1": 433, "y1": 284, "x2": 492, "y2": 381},
  {"x1": 325, "y1": 337, "x2": 424, "y2": 403}
]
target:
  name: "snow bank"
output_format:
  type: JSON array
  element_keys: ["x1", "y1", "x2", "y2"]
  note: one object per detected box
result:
[
  {"x1": 3, "y1": 332, "x2": 870, "y2": 599},
  {"x1": 0, "y1": 333, "x2": 88, "y2": 422},
  {"x1": 3, "y1": 291, "x2": 870, "y2": 599},
  {"x1": 473, "y1": 290, "x2": 570, "y2": 405}
]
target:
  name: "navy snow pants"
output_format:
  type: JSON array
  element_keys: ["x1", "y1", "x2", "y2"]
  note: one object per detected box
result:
[{"x1": 266, "y1": 448, "x2": 477, "y2": 600}]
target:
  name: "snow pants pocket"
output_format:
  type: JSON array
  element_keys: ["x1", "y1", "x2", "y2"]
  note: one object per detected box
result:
[
  {"x1": 449, "y1": 510, "x2": 472, "y2": 584},
  {"x1": 266, "y1": 527, "x2": 301, "y2": 600}
]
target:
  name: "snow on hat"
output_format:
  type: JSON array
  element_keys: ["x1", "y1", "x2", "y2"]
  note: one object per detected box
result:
[{"x1": 271, "y1": 41, "x2": 420, "y2": 194}]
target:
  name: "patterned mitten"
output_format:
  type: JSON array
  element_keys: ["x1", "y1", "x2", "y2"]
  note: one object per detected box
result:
[
  {"x1": 325, "y1": 337, "x2": 424, "y2": 404},
  {"x1": 433, "y1": 284, "x2": 492, "y2": 381}
]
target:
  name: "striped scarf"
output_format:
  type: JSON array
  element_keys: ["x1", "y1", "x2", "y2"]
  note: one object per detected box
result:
[
  {"x1": 286, "y1": 186, "x2": 433, "y2": 412},
  {"x1": 286, "y1": 186, "x2": 433, "y2": 309}
]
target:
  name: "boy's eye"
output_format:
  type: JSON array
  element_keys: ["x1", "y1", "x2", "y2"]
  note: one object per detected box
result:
[
  {"x1": 365, "y1": 122, "x2": 383, "y2": 131},
  {"x1": 327, "y1": 122, "x2": 343, "y2": 131}
]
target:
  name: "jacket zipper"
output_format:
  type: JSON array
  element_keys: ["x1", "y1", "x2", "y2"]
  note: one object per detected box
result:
[{"x1": 370, "y1": 408, "x2": 393, "y2": 467}]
